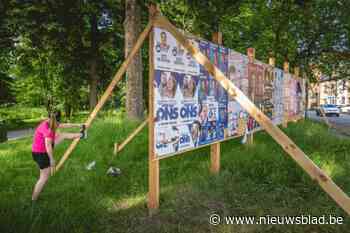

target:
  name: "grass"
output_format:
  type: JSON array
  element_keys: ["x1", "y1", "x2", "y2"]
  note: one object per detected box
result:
[{"x1": 0, "y1": 116, "x2": 349, "y2": 233}]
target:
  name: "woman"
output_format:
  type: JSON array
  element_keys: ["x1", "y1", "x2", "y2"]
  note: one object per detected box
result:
[{"x1": 31, "y1": 110, "x2": 85, "y2": 201}]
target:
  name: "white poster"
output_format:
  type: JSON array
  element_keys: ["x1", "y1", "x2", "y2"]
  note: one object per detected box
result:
[
  {"x1": 153, "y1": 27, "x2": 200, "y2": 75},
  {"x1": 227, "y1": 49, "x2": 249, "y2": 137},
  {"x1": 273, "y1": 68, "x2": 284, "y2": 125}
]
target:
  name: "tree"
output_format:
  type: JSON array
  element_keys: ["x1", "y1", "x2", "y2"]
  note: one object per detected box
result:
[{"x1": 124, "y1": 0, "x2": 144, "y2": 120}]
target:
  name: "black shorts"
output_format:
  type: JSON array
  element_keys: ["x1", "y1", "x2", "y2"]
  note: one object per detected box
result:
[{"x1": 32, "y1": 152, "x2": 50, "y2": 169}]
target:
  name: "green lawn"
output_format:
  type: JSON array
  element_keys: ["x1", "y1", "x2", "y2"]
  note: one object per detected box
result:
[{"x1": 0, "y1": 117, "x2": 349, "y2": 233}]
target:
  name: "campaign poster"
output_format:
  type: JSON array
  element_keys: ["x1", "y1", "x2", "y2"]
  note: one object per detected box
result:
[
  {"x1": 153, "y1": 27, "x2": 200, "y2": 75},
  {"x1": 227, "y1": 49, "x2": 249, "y2": 137},
  {"x1": 197, "y1": 40, "x2": 228, "y2": 145},
  {"x1": 298, "y1": 78, "x2": 306, "y2": 116},
  {"x1": 262, "y1": 64, "x2": 275, "y2": 120},
  {"x1": 289, "y1": 77, "x2": 299, "y2": 117},
  {"x1": 154, "y1": 70, "x2": 200, "y2": 156},
  {"x1": 273, "y1": 68, "x2": 284, "y2": 125},
  {"x1": 247, "y1": 62, "x2": 264, "y2": 131},
  {"x1": 283, "y1": 73, "x2": 292, "y2": 118}
]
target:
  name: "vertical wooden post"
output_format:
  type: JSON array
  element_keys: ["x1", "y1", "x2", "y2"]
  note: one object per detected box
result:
[
  {"x1": 283, "y1": 61, "x2": 289, "y2": 128},
  {"x1": 210, "y1": 32, "x2": 222, "y2": 174},
  {"x1": 247, "y1": 47, "x2": 255, "y2": 144},
  {"x1": 294, "y1": 67, "x2": 300, "y2": 77},
  {"x1": 148, "y1": 4, "x2": 159, "y2": 214}
]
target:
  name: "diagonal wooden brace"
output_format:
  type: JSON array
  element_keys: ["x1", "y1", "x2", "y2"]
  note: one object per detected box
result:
[
  {"x1": 153, "y1": 15, "x2": 350, "y2": 215},
  {"x1": 55, "y1": 21, "x2": 153, "y2": 172},
  {"x1": 114, "y1": 117, "x2": 149, "y2": 155}
]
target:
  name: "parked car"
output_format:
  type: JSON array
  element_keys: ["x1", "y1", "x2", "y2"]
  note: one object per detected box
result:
[
  {"x1": 339, "y1": 105, "x2": 350, "y2": 114},
  {"x1": 316, "y1": 104, "x2": 340, "y2": 117}
]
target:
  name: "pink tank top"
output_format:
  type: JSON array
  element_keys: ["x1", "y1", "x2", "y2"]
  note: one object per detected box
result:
[{"x1": 32, "y1": 120, "x2": 55, "y2": 153}]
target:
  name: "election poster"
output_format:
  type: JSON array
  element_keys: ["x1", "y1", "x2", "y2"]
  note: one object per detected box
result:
[
  {"x1": 273, "y1": 68, "x2": 284, "y2": 125},
  {"x1": 154, "y1": 70, "x2": 200, "y2": 156},
  {"x1": 197, "y1": 40, "x2": 228, "y2": 145},
  {"x1": 247, "y1": 62, "x2": 264, "y2": 131},
  {"x1": 262, "y1": 64, "x2": 275, "y2": 120},
  {"x1": 227, "y1": 49, "x2": 249, "y2": 137},
  {"x1": 153, "y1": 27, "x2": 200, "y2": 75},
  {"x1": 283, "y1": 73, "x2": 292, "y2": 118},
  {"x1": 152, "y1": 27, "x2": 305, "y2": 157}
]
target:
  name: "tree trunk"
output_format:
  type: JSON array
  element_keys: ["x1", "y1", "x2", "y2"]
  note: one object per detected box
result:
[
  {"x1": 124, "y1": 0, "x2": 143, "y2": 120},
  {"x1": 89, "y1": 14, "x2": 99, "y2": 109},
  {"x1": 89, "y1": 58, "x2": 98, "y2": 109}
]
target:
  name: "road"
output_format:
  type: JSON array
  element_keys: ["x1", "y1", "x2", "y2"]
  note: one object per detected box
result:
[
  {"x1": 7, "y1": 128, "x2": 35, "y2": 141},
  {"x1": 307, "y1": 110, "x2": 350, "y2": 136}
]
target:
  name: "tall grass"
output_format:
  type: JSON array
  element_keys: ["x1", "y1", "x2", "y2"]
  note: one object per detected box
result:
[{"x1": 0, "y1": 117, "x2": 349, "y2": 233}]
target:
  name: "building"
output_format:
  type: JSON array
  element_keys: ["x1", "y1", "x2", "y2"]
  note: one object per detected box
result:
[{"x1": 308, "y1": 77, "x2": 350, "y2": 108}]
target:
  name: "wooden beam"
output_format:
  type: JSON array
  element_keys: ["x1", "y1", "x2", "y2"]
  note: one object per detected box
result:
[
  {"x1": 114, "y1": 118, "x2": 149, "y2": 154},
  {"x1": 55, "y1": 21, "x2": 153, "y2": 172},
  {"x1": 247, "y1": 48, "x2": 255, "y2": 145},
  {"x1": 294, "y1": 67, "x2": 300, "y2": 77},
  {"x1": 153, "y1": 15, "x2": 350, "y2": 215},
  {"x1": 210, "y1": 31, "x2": 222, "y2": 174},
  {"x1": 148, "y1": 8, "x2": 159, "y2": 214}
]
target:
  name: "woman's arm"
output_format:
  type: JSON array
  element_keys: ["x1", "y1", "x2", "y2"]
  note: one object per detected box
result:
[
  {"x1": 58, "y1": 123, "x2": 82, "y2": 128},
  {"x1": 44, "y1": 138, "x2": 55, "y2": 166}
]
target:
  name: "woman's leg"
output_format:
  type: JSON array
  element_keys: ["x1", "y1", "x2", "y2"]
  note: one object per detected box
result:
[
  {"x1": 32, "y1": 167, "x2": 50, "y2": 201},
  {"x1": 55, "y1": 133, "x2": 81, "y2": 146}
]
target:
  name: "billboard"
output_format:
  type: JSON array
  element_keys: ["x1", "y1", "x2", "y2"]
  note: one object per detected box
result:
[{"x1": 152, "y1": 27, "x2": 304, "y2": 157}]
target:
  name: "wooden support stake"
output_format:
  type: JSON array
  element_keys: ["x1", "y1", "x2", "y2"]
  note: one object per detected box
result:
[
  {"x1": 283, "y1": 61, "x2": 289, "y2": 128},
  {"x1": 153, "y1": 16, "x2": 350, "y2": 215},
  {"x1": 210, "y1": 32, "x2": 222, "y2": 174},
  {"x1": 55, "y1": 21, "x2": 153, "y2": 172},
  {"x1": 247, "y1": 47, "x2": 255, "y2": 144},
  {"x1": 148, "y1": 5, "x2": 159, "y2": 213},
  {"x1": 114, "y1": 118, "x2": 149, "y2": 154}
]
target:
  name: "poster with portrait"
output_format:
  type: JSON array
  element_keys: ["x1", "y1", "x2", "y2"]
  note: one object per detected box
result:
[
  {"x1": 226, "y1": 49, "x2": 249, "y2": 137},
  {"x1": 262, "y1": 64, "x2": 275, "y2": 120},
  {"x1": 247, "y1": 62, "x2": 264, "y2": 131},
  {"x1": 152, "y1": 27, "x2": 305, "y2": 157},
  {"x1": 283, "y1": 73, "x2": 292, "y2": 118},
  {"x1": 153, "y1": 70, "x2": 200, "y2": 156},
  {"x1": 153, "y1": 27, "x2": 200, "y2": 75},
  {"x1": 273, "y1": 68, "x2": 284, "y2": 125},
  {"x1": 197, "y1": 40, "x2": 228, "y2": 145}
]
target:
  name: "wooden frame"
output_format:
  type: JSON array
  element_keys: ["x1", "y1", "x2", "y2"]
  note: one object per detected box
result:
[
  {"x1": 153, "y1": 14, "x2": 350, "y2": 215},
  {"x1": 53, "y1": 4, "x2": 350, "y2": 216}
]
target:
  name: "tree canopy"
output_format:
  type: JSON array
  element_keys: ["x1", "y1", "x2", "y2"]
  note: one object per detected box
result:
[{"x1": 1, "y1": 0, "x2": 349, "y2": 114}]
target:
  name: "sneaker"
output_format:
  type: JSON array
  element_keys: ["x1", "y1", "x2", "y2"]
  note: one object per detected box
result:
[
  {"x1": 107, "y1": 167, "x2": 121, "y2": 177},
  {"x1": 80, "y1": 124, "x2": 87, "y2": 139}
]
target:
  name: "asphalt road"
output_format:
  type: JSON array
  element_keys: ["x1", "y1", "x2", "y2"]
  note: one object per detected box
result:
[
  {"x1": 307, "y1": 110, "x2": 350, "y2": 136},
  {"x1": 7, "y1": 128, "x2": 35, "y2": 141}
]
